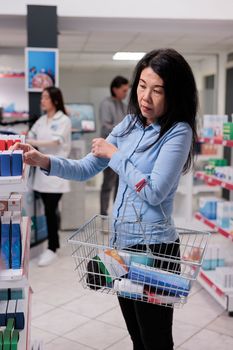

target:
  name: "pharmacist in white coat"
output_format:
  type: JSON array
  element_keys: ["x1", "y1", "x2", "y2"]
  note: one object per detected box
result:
[{"x1": 27, "y1": 87, "x2": 71, "y2": 266}]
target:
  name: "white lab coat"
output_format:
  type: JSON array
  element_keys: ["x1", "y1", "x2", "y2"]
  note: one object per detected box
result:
[{"x1": 28, "y1": 110, "x2": 71, "y2": 193}]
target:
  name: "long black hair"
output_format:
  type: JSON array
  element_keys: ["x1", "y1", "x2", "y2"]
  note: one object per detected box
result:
[
  {"x1": 43, "y1": 86, "x2": 67, "y2": 115},
  {"x1": 126, "y1": 48, "x2": 198, "y2": 173}
]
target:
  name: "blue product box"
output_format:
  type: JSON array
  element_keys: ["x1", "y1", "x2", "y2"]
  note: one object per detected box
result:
[
  {"x1": 11, "y1": 212, "x2": 22, "y2": 269},
  {"x1": 0, "y1": 151, "x2": 11, "y2": 176},
  {"x1": 129, "y1": 263, "x2": 190, "y2": 297},
  {"x1": 11, "y1": 150, "x2": 23, "y2": 176},
  {"x1": 15, "y1": 299, "x2": 25, "y2": 330},
  {"x1": 0, "y1": 211, "x2": 12, "y2": 269},
  {"x1": 199, "y1": 198, "x2": 217, "y2": 220},
  {"x1": 202, "y1": 259, "x2": 225, "y2": 271}
]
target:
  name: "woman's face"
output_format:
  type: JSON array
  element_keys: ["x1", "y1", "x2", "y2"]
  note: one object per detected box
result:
[
  {"x1": 40, "y1": 90, "x2": 55, "y2": 112},
  {"x1": 137, "y1": 67, "x2": 166, "y2": 124}
]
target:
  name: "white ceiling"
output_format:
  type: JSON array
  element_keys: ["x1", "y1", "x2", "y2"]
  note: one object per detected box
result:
[{"x1": 0, "y1": 15, "x2": 233, "y2": 69}]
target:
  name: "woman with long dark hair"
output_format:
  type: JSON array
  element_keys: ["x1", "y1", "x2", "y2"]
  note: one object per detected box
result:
[
  {"x1": 27, "y1": 86, "x2": 71, "y2": 267},
  {"x1": 14, "y1": 49, "x2": 197, "y2": 349}
]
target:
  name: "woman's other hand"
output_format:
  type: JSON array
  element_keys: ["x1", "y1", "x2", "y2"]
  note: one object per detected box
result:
[
  {"x1": 10, "y1": 143, "x2": 51, "y2": 170},
  {"x1": 92, "y1": 138, "x2": 118, "y2": 158}
]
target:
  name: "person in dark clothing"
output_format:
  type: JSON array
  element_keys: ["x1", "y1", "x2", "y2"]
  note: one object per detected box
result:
[{"x1": 99, "y1": 76, "x2": 129, "y2": 215}]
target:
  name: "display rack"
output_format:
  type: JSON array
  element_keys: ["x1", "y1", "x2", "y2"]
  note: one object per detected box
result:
[
  {"x1": 195, "y1": 171, "x2": 233, "y2": 191},
  {"x1": 0, "y1": 170, "x2": 31, "y2": 348},
  {"x1": 195, "y1": 136, "x2": 233, "y2": 315},
  {"x1": 199, "y1": 137, "x2": 233, "y2": 147},
  {"x1": 195, "y1": 212, "x2": 233, "y2": 241},
  {"x1": 173, "y1": 154, "x2": 221, "y2": 230},
  {"x1": 0, "y1": 165, "x2": 30, "y2": 194}
]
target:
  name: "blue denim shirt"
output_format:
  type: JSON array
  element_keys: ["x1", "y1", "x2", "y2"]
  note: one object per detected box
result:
[{"x1": 48, "y1": 115, "x2": 192, "y2": 247}]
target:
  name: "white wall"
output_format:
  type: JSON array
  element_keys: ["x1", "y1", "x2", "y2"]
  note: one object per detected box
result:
[
  {"x1": 1, "y1": 0, "x2": 233, "y2": 20},
  {"x1": 0, "y1": 55, "x2": 28, "y2": 111}
]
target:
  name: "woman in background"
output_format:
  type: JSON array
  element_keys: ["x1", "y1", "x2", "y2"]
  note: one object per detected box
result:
[{"x1": 27, "y1": 87, "x2": 71, "y2": 267}]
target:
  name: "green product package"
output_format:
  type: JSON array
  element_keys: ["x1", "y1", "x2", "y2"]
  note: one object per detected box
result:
[
  {"x1": 0, "y1": 331, "x2": 3, "y2": 349},
  {"x1": 95, "y1": 256, "x2": 112, "y2": 284},
  {"x1": 6, "y1": 319, "x2": 14, "y2": 332},
  {"x1": 11, "y1": 330, "x2": 19, "y2": 350},
  {"x1": 3, "y1": 330, "x2": 10, "y2": 350},
  {"x1": 208, "y1": 159, "x2": 227, "y2": 167},
  {"x1": 223, "y1": 122, "x2": 233, "y2": 140}
]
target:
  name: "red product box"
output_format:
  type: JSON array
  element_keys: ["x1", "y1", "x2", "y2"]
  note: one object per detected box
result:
[
  {"x1": 6, "y1": 139, "x2": 14, "y2": 149},
  {"x1": 0, "y1": 139, "x2": 6, "y2": 151}
]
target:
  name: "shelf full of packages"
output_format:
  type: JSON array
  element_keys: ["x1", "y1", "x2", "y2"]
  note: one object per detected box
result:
[
  {"x1": 0, "y1": 146, "x2": 31, "y2": 349},
  {"x1": 0, "y1": 217, "x2": 30, "y2": 286},
  {"x1": 195, "y1": 135, "x2": 233, "y2": 315}
]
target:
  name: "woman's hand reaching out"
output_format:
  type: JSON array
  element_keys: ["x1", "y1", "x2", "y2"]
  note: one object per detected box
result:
[
  {"x1": 10, "y1": 143, "x2": 51, "y2": 170},
  {"x1": 91, "y1": 138, "x2": 118, "y2": 158}
]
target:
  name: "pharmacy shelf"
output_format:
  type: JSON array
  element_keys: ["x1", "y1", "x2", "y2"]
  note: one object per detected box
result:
[
  {"x1": 198, "y1": 269, "x2": 233, "y2": 315},
  {"x1": 193, "y1": 184, "x2": 221, "y2": 194},
  {"x1": 0, "y1": 217, "x2": 30, "y2": 286},
  {"x1": 0, "y1": 73, "x2": 24, "y2": 78},
  {"x1": 196, "y1": 154, "x2": 221, "y2": 161},
  {"x1": 199, "y1": 137, "x2": 233, "y2": 147},
  {"x1": 195, "y1": 212, "x2": 233, "y2": 241},
  {"x1": 2, "y1": 112, "x2": 29, "y2": 119},
  {"x1": 0, "y1": 165, "x2": 29, "y2": 194},
  {"x1": 195, "y1": 171, "x2": 233, "y2": 191}
]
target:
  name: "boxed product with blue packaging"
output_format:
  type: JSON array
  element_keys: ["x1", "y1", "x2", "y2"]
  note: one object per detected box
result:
[
  {"x1": 0, "y1": 151, "x2": 12, "y2": 176},
  {"x1": 199, "y1": 196, "x2": 219, "y2": 220},
  {"x1": 11, "y1": 150, "x2": 23, "y2": 176},
  {"x1": 202, "y1": 245, "x2": 225, "y2": 270},
  {"x1": 128, "y1": 262, "x2": 190, "y2": 297},
  {"x1": 15, "y1": 299, "x2": 25, "y2": 330},
  {"x1": 11, "y1": 211, "x2": 22, "y2": 270},
  {"x1": 0, "y1": 211, "x2": 12, "y2": 269}
]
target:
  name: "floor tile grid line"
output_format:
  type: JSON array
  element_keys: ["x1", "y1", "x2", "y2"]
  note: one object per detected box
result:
[
  {"x1": 103, "y1": 335, "x2": 130, "y2": 350},
  {"x1": 31, "y1": 325, "x2": 65, "y2": 340},
  {"x1": 62, "y1": 333, "x2": 103, "y2": 350},
  {"x1": 177, "y1": 310, "x2": 226, "y2": 348},
  {"x1": 48, "y1": 335, "x2": 97, "y2": 350},
  {"x1": 32, "y1": 313, "x2": 93, "y2": 346},
  {"x1": 55, "y1": 314, "x2": 94, "y2": 338},
  {"x1": 93, "y1": 313, "x2": 127, "y2": 331},
  {"x1": 206, "y1": 314, "x2": 233, "y2": 339},
  {"x1": 32, "y1": 305, "x2": 57, "y2": 320},
  {"x1": 35, "y1": 293, "x2": 87, "y2": 310}
]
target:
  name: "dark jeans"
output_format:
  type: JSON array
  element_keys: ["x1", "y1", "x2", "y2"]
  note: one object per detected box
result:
[
  {"x1": 100, "y1": 167, "x2": 118, "y2": 215},
  {"x1": 118, "y1": 240, "x2": 180, "y2": 350},
  {"x1": 40, "y1": 192, "x2": 63, "y2": 252}
]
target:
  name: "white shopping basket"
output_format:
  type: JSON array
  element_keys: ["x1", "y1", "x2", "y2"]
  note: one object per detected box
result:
[{"x1": 68, "y1": 193, "x2": 210, "y2": 308}]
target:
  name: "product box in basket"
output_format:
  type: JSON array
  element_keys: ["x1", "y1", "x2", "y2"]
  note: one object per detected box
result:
[{"x1": 96, "y1": 249, "x2": 128, "y2": 284}]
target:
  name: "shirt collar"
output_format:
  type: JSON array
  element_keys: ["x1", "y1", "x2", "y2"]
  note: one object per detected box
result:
[
  {"x1": 135, "y1": 118, "x2": 161, "y2": 132},
  {"x1": 47, "y1": 110, "x2": 63, "y2": 121}
]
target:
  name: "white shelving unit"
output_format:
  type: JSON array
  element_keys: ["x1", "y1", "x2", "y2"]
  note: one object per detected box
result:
[
  {"x1": 173, "y1": 155, "x2": 221, "y2": 230},
  {"x1": 0, "y1": 165, "x2": 29, "y2": 194},
  {"x1": 0, "y1": 169, "x2": 31, "y2": 348},
  {"x1": 195, "y1": 137, "x2": 233, "y2": 316}
]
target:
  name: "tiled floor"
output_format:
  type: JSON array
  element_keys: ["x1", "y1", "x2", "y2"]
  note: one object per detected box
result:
[{"x1": 29, "y1": 190, "x2": 233, "y2": 349}]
